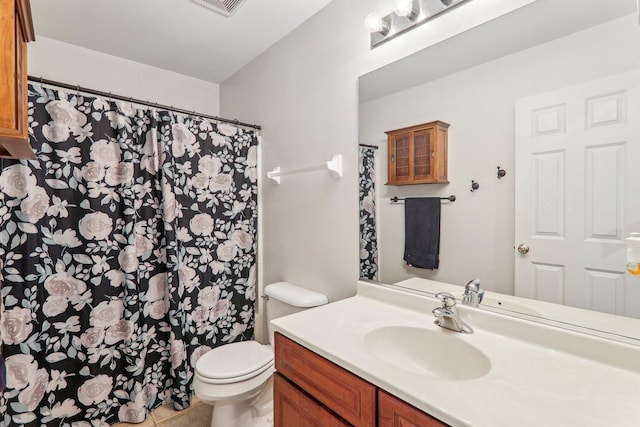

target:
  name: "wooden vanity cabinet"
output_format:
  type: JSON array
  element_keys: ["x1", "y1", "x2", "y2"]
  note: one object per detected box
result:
[
  {"x1": 274, "y1": 333, "x2": 449, "y2": 427},
  {"x1": 0, "y1": 0, "x2": 36, "y2": 159},
  {"x1": 386, "y1": 121, "x2": 449, "y2": 185}
]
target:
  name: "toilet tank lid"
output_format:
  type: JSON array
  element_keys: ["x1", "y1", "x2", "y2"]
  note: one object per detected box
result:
[{"x1": 264, "y1": 282, "x2": 329, "y2": 307}]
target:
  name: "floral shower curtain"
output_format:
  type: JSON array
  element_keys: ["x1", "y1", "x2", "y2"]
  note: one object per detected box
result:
[
  {"x1": 359, "y1": 146, "x2": 378, "y2": 280},
  {"x1": 0, "y1": 84, "x2": 258, "y2": 426}
]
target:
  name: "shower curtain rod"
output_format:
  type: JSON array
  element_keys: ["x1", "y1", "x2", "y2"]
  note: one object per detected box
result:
[
  {"x1": 28, "y1": 75, "x2": 262, "y2": 131},
  {"x1": 359, "y1": 143, "x2": 378, "y2": 149}
]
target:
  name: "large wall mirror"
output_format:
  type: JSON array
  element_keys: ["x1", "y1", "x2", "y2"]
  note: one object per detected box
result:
[{"x1": 358, "y1": 0, "x2": 640, "y2": 341}]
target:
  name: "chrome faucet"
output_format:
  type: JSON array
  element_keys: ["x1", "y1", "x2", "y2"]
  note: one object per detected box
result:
[
  {"x1": 462, "y1": 278, "x2": 484, "y2": 306},
  {"x1": 432, "y1": 292, "x2": 473, "y2": 333}
]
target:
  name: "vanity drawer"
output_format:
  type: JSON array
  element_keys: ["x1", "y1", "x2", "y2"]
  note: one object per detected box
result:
[
  {"x1": 379, "y1": 390, "x2": 448, "y2": 427},
  {"x1": 274, "y1": 373, "x2": 350, "y2": 427},
  {"x1": 274, "y1": 333, "x2": 376, "y2": 427}
]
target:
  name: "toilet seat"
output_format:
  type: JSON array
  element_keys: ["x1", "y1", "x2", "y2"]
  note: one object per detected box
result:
[{"x1": 195, "y1": 341, "x2": 273, "y2": 385}]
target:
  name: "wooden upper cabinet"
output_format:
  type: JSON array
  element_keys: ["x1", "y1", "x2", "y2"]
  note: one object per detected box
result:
[
  {"x1": 0, "y1": 0, "x2": 36, "y2": 159},
  {"x1": 386, "y1": 120, "x2": 449, "y2": 185}
]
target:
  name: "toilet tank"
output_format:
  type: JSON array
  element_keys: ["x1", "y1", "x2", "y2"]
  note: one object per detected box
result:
[{"x1": 264, "y1": 282, "x2": 328, "y2": 343}]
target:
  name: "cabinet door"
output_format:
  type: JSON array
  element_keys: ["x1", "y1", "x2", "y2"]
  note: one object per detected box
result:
[
  {"x1": 388, "y1": 131, "x2": 412, "y2": 184},
  {"x1": 0, "y1": 0, "x2": 35, "y2": 159},
  {"x1": 379, "y1": 390, "x2": 448, "y2": 427},
  {"x1": 274, "y1": 373, "x2": 349, "y2": 427},
  {"x1": 0, "y1": 0, "x2": 21, "y2": 138},
  {"x1": 275, "y1": 333, "x2": 376, "y2": 427},
  {"x1": 413, "y1": 128, "x2": 434, "y2": 182}
]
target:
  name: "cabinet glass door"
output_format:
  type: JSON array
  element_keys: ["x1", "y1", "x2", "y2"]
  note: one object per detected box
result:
[
  {"x1": 393, "y1": 133, "x2": 411, "y2": 181},
  {"x1": 413, "y1": 129, "x2": 432, "y2": 180}
]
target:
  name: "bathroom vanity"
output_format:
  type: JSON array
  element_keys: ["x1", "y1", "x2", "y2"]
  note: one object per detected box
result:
[
  {"x1": 271, "y1": 281, "x2": 640, "y2": 427},
  {"x1": 274, "y1": 333, "x2": 444, "y2": 426}
]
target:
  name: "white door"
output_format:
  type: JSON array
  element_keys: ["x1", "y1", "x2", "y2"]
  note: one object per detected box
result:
[{"x1": 515, "y1": 69, "x2": 640, "y2": 318}]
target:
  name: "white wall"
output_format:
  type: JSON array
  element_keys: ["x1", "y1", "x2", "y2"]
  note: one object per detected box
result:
[
  {"x1": 29, "y1": 36, "x2": 219, "y2": 116},
  {"x1": 219, "y1": 0, "x2": 535, "y2": 341},
  {"x1": 360, "y1": 15, "x2": 640, "y2": 295}
]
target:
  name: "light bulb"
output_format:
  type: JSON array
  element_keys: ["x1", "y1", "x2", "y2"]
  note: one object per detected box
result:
[
  {"x1": 365, "y1": 13, "x2": 389, "y2": 35},
  {"x1": 395, "y1": 0, "x2": 417, "y2": 18}
]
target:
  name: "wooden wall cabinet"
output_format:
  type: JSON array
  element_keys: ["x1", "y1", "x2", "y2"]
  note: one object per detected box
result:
[
  {"x1": 386, "y1": 120, "x2": 449, "y2": 185},
  {"x1": 0, "y1": 0, "x2": 36, "y2": 159},
  {"x1": 274, "y1": 333, "x2": 448, "y2": 427}
]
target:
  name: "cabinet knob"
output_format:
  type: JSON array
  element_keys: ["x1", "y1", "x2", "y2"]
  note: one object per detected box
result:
[{"x1": 391, "y1": 155, "x2": 395, "y2": 163}]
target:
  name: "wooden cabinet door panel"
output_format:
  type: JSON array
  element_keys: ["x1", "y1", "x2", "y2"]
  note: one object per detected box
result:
[
  {"x1": 0, "y1": 0, "x2": 35, "y2": 159},
  {"x1": 0, "y1": 0, "x2": 20, "y2": 135},
  {"x1": 274, "y1": 373, "x2": 349, "y2": 427},
  {"x1": 379, "y1": 390, "x2": 448, "y2": 427},
  {"x1": 275, "y1": 333, "x2": 376, "y2": 427}
]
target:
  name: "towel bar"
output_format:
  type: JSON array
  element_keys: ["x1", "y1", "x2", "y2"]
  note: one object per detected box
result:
[{"x1": 390, "y1": 195, "x2": 456, "y2": 203}]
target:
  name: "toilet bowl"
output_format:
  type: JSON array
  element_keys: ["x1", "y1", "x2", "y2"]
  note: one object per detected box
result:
[
  {"x1": 193, "y1": 341, "x2": 275, "y2": 427},
  {"x1": 193, "y1": 282, "x2": 328, "y2": 427}
]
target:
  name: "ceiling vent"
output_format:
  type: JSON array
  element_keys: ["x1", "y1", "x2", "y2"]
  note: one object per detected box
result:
[{"x1": 191, "y1": 0, "x2": 248, "y2": 17}]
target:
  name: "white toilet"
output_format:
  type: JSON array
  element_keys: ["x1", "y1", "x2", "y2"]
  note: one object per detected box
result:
[{"x1": 193, "y1": 282, "x2": 328, "y2": 427}]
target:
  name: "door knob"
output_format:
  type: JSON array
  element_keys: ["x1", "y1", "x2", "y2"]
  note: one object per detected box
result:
[{"x1": 517, "y1": 244, "x2": 530, "y2": 254}]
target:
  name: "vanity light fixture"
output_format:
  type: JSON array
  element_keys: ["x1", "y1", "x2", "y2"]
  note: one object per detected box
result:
[
  {"x1": 395, "y1": 0, "x2": 419, "y2": 20},
  {"x1": 365, "y1": 13, "x2": 390, "y2": 36},
  {"x1": 367, "y1": 0, "x2": 472, "y2": 49}
]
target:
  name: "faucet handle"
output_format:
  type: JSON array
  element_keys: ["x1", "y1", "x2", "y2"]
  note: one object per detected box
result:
[
  {"x1": 435, "y1": 292, "x2": 457, "y2": 308},
  {"x1": 465, "y1": 278, "x2": 481, "y2": 292},
  {"x1": 463, "y1": 278, "x2": 484, "y2": 305}
]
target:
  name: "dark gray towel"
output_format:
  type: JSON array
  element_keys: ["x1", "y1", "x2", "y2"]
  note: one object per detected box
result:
[{"x1": 403, "y1": 197, "x2": 441, "y2": 269}]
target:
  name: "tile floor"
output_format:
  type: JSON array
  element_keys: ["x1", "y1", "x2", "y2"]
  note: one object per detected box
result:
[{"x1": 115, "y1": 397, "x2": 212, "y2": 427}]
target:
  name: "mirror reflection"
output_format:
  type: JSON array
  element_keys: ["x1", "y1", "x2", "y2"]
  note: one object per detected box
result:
[{"x1": 358, "y1": 0, "x2": 640, "y2": 338}]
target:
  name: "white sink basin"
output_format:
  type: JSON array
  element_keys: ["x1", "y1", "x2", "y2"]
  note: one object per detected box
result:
[{"x1": 364, "y1": 325, "x2": 491, "y2": 381}]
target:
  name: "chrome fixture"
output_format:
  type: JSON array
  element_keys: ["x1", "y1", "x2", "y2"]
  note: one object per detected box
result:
[
  {"x1": 395, "y1": 0, "x2": 419, "y2": 21},
  {"x1": 432, "y1": 292, "x2": 473, "y2": 333},
  {"x1": 462, "y1": 278, "x2": 484, "y2": 305},
  {"x1": 365, "y1": 13, "x2": 390, "y2": 36},
  {"x1": 470, "y1": 180, "x2": 479, "y2": 192},
  {"x1": 366, "y1": 0, "x2": 472, "y2": 49}
]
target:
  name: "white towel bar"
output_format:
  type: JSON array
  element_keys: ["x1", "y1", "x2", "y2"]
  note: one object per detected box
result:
[{"x1": 267, "y1": 155, "x2": 342, "y2": 184}]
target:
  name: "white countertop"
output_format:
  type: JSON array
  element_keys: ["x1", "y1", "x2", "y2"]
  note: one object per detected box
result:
[{"x1": 270, "y1": 282, "x2": 640, "y2": 427}]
